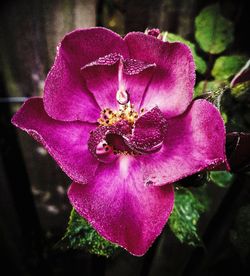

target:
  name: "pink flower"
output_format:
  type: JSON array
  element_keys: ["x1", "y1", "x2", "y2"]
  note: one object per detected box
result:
[{"x1": 12, "y1": 27, "x2": 228, "y2": 256}]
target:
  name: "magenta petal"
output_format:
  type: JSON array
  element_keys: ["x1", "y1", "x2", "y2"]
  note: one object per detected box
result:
[
  {"x1": 68, "y1": 157, "x2": 174, "y2": 256},
  {"x1": 125, "y1": 32, "x2": 195, "y2": 117},
  {"x1": 128, "y1": 107, "x2": 167, "y2": 153},
  {"x1": 139, "y1": 99, "x2": 228, "y2": 186},
  {"x1": 81, "y1": 53, "x2": 121, "y2": 110},
  {"x1": 44, "y1": 27, "x2": 128, "y2": 122},
  {"x1": 81, "y1": 53, "x2": 155, "y2": 110},
  {"x1": 123, "y1": 62, "x2": 155, "y2": 111},
  {"x1": 44, "y1": 55, "x2": 100, "y2": 122},
  {"x1": 12, "y1": 97, "x2": 98, "y2": 184}
]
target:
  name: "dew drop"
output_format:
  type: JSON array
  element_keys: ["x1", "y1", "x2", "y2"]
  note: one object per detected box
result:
[{"x1": 116, "y1": 89, "x2": 129, "y2": 105}]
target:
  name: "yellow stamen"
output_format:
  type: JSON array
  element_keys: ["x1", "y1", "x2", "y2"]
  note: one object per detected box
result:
[{"x1": 98, "y1": 103, "x2": 139, "y2": 126}]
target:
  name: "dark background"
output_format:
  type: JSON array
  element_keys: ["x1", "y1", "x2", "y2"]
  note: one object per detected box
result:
[{"x1": 0, "y1": 0, "x2": 250, "y2": 275}]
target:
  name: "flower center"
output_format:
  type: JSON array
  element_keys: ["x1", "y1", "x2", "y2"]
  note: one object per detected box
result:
[
  {"x1": 88, "y1": 102, "x2": 167, "y2": 163},
  {"x1": 95, "y1": 96, "x2": 141, "y2": 158},
  {"x1": 97, "y1": 103, "x2": 139, "y2": 127}
]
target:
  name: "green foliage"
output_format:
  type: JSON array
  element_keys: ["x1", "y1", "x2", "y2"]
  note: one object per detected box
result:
[
  {"x1": 212, "y1": 55, "x2": 248, "y2": 80},
  {"x1": 221, "y1": 87, "x2": 250, "y2": 131},
  {"x1": 194, "y1": 80, "x2": 227, "y2": 98},
  {"x1": 209, "y1": 171, "x2": 234, "y2": 188},
  {"x1": 231, "y1": 81, "x2": 250, "y2": 97},
  {"x1": 62, "y1": 209, "x2": 118, "y2": 257},
  {"x1": 195, "y1": 4, "x2": 234, "y2": 54},
  {"x1": 169, "y1": 187, "x2": 206, "y2": 246},
  {"x1": 165, "y1": 32, "x2": 207, "y2": 74}
]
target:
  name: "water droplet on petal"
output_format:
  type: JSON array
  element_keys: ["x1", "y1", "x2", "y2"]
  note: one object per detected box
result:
[{"x1": 116, "y1": 89, "x2": 129, "y2": 105}]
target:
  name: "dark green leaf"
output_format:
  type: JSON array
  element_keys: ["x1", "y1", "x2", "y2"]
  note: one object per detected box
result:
[
  {"x1": 195, "y1": 4, "x2": 234, "y2": 54},
  {"x1": 169, "y1": 187, "x2": 206, "y2": 246},
  {"x1": 209, "y1": 171, "x2": 234, "y2": 188},
  {"x1": 212, "y1": 55, "x2": 248, "y2": 80},
  {"x1": 164, "y1": 32, "x2": 207, "y2": 74},
  {"x1": 61, "y1": 209, "x2": 118, "y2": 257}
]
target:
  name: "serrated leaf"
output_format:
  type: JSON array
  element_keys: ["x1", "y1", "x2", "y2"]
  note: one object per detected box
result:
[
  {"x1": 61, "y1": 209, "x2": 118, "y2": 257},
  {"x1": 212, "y1": 55, "x2": 248, "y2": 80},
  {"x1": 164, "y1": 32, "x2": 207, "y2": 74},
  {"x1": 169, "y1": 187, "x2": 206, "y2": 246},
  {"x1": 195, "y1": 4, "x2": 234, "y2": 54},
  {"x1": 209, "y1": 171, "x2": 234, "y2": 188}
]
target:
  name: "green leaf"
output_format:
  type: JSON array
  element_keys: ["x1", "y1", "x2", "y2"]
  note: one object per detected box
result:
[
  {"x1": 164, "y1": 32, "x2": 207, "y2": 74},
  {"x1": 169, "y1": 187, "x2": 206, "y2": 246},
  {"x1": 195, "y1": 4, "x2": 234, "y2": 54},
  {"x1": 212, "y1": 55, "x2": 248, "y2": 80},
  {"x1": 194, "y1": 80, "x2": 227, "y2": 98},
  {"x1": 231, "y1": 81, "x2": 250, "y2": 97},
  {"x1": 61, "y1": 209, "x2": 118, "y2": 257},
  {"x1": 209, "y1": 171, "x2": 234, "y2": 188}
]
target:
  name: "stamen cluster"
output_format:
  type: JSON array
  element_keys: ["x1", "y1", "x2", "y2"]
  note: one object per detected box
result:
[{"x1": 98, "y1": 104, "x2": 139, "y2": 126}]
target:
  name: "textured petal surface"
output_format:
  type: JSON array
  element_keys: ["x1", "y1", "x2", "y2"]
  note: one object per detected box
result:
[
  {"x1": 128, "y1": 107, "x2": 168, "y2": 153},
  {"x1": 81, "y1": 53, "x2": 121, "y2": 110},
  {"x1": 12, "y1": 97, "x2": 98, "y2": 184},
  {"x1": 123, "y1": 62, "x2": 155, "y2": 111},
  {"x1": 81, "y1": 53, "x2": 155, "y2": 110},
  {"x1": 44, "y1": 55, "x2": 100, "y2": 122},
  {"x1": 68, "y1": 156, "x2": 174, "y2": 256},
  {"x1": 138, "y1": 100, "x2": 227, "y2": 186},
  {"x1": 125, "y1": 32, "x2": 195, "y2": 117},
  {"x1": 44, "y1": 28, "x2": 129, "y2": 122}
]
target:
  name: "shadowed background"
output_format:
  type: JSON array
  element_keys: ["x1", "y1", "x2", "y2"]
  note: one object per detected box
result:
[{"x1": 0, "y1": 0, "x2": 250, "y2": 275}]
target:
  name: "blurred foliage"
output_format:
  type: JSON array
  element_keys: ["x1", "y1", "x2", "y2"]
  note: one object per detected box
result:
[
  {"x1": 232, "y1": 81, "x2": 250, "y2": 97},
  {"x1": 169, "y1": 187, "x2": 206, "y2": 246},
  {"x1": 102, "y1": 0, "x2": 125, "y2": 34},
  {"x1": 195, "y1": 4, "x2": 234, "y2": 54},
  {"x1": 61, "y1": 209, "x2": 118, "y2": 257},
  {"x1": 165, "y1": 32, "x2": 207, "y2": 74},
  {"x1": 212, "y1": 55, "x2": 248, "y2": 80},
  {"x1": 221, "y1": 85, "x2": 250, "y2": 132},
  {"x1": 230, "y1": 204, "x2": 250, "y2": 259},
  {"x1": 194, "y1": 80, "x2": 226, "y2": 98},
  {"x1": 209, "y1": 171, "x2": 234, "y2": 188}
]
